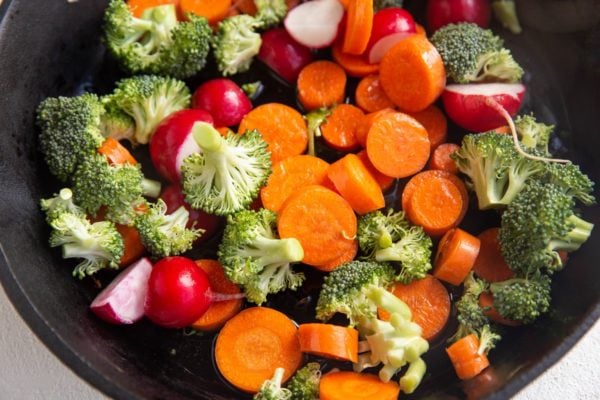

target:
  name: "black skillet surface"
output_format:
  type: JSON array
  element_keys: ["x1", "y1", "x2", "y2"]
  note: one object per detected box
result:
[{"x1": 0, "y1": 0, "x2": 599, "y2": 399}]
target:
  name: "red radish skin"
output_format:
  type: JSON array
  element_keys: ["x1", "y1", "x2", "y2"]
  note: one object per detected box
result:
[
  {"x1": 258, "y1": 28, "x2": 314, "y2": 83},
  {"x1": 90, "y1": 258, "x2": 153, "y2": 325},
  {"x1": 284, "y1": 0, "x2": 345, "y2": 49},
  {"x1": 442, "y1": 83, "x2": 525, "y2": 132},
  {"x1": 426, "y1": 0, "x2": 491, "y2": 32},
  {"x1": 366, "y1": 8, "x2": 416, "y2": 64},
  {"x1": 150, "y1": 109, "x2": 214, "y2": 183},
  {"x1": 192, "y1": 79, "x2": 252, "y2": 127}
]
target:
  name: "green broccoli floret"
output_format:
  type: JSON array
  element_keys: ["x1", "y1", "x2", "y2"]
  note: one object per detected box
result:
[
  {"x1": 135, "y1": 200, "x2": 202, "y2": 257},
  {"x1": 543, "y1": 162, "x2": 596, "y2": 206},
  {"x1": 40, "y1": 188, "x2": 84, "y2": 224},
  {"x1": 451, "y1": 272, "x2": 490, "y2": 341},
  {"x1": 476, "y1": 324, "x2": 502, "y2": 356},
  {"x1": 100, "y1": 98, "x2": 136, "y2": 144},
  {"x1": 514, "y1": 114, "x2": 553, "y2": 154},
  {"x1": 212, "y1": 15, "x2": 262, "y2": 76},
  {"x1": 373, "y1": 0, "x2": 404, "y2": 12},
  {"x1": 500, "y1": 180, "x2": 594, "y2": 275},
  {"x1": 254, "y1": 0, "x2": 287, "y2": 29},
  {"x1": 489, "y1": 274, "x2": 551, "y2": 324},
  {"x1": 254, "y1": 368, "x2": 292, "y2": 400},
  {"x1": 452, "y1": 132, "x2": 545, "y2": 210},
  {"x1": 492, "y1": 0, "x2": 522, "y2": 34},
  {"x1": 49, "y1": 212, "x2": 124, "y2": 279},
  {"x1": 37, "y1": 93, "x2": 105, "y2": 181},
  {"x1": 286, "y1": 363, "x2": 321, "y2": 400},
  {"x1": 218, "y1": 209, "x2": 305, "y2": 305},
  {"x1": 107, "y1": 75, "x2": 191, "y2": 145},
  {"x1": 316, "y1": 261, "x2": 396, "y2": 326},
  {"x1": 358, "y1": 210, "x2": 433, "y2": 284},
  {"x1": 430, "y1": 22, "x2": 523, "y2": 84},
  {"x1": 104, "y1": 0, "x2": 212, "y2": 78},
  {"x1": 241, "y1": 80, "x2": 264, "y2": 100},
  {"x1": 182, "y1": 122, "x2": 271, "y2": 216}
]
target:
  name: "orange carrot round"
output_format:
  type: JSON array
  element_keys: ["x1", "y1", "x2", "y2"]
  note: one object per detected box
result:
[
  {"x1": 379, "y1": 275, "x2": 450, "y2": 341},
  {"x1": 316, "y1": 239, "x2": 359, "y2": 272},
  {"x1": 446, "y1": 333, "x2": 490, "y2": 380},
  {"x1": 238, "y1": 103, "x2": 308, "y2": 164},
  {"x1": 332, "y1": 41, "x2": 379, "y2": 77},
  {"x1": 478, "y1": 291, "x2": 521, "y2": 326},
  {"x1": 127, "y1": 0, "x2": 180, "y2": 18},
  {"x1": 415, "y1": 23, "x2": 426, "y2": 36},
  {"x1": 472, "y1": 228, "x2": 515, "y2": 283},
  {"x1": 428, "y1": 142, "x2": 460, "y2": 173},
  {"x1": 232, "y1": 0, "x2": 257, "y2": 15},
  {"x1": 191, "y1": 259, "x2": 243, "y2": 331},
  {"x1": 366, "y1": 111, "x2": 430, "y2": 178},
  {"x1": 356, "y1": 150, "x2": 395, "y2": 192},
  {"x1": 379, "y1": 35, "x2": 446, "y2": 112},
  {"x1": 320, "y1": 371, "x2": 400, "y2": 400},
  {"x1": 98, "y1": 137, "x2": 138, "y2": 166},
  {"x1": 214, "y1": 307, "x2": 302, "y2": 393},
  {"x1": 298, "y1": 323, "x2": 359, "y2": 363},
  {"x1": 355, "y1": 108, "x2": 395, "y2": 148},
  {"x1": 342, "y1": 0, "x2": 374, "y2": 55},
  {"x1": 115, "y1": 224, "x2": 145, "y2": 266},
  {"x1": 180, "y1": 0, "x2": 232, "y2": 25},
  {"x1": 355, "y1": 74, "x2": 394, "y2": 113},
  {"x1": 297, "y1": 61, "x2": 347, "y2": 111},
  {"x1": 321, "y1": 104, "x2": 363, "y2": 152},
  {"x1": 433, "y1": 228, "x2": 481, "y2": 286},
  {"x1": 407, "y1": 105, "x2": 448, "y2": 150}
]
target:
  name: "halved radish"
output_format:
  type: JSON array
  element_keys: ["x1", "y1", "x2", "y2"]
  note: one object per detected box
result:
[
  {"x1": 426, "y1": 0, "x2": 491, "y2": 33},
  {"x1": 192, "y1": 79, "x2": 252, "y2": 127},
  {"x1": 366, "y1": 7, "x2": 416, "y2": 64},
  {"x1": 284, "y1": 0, "x2": 345, "y2": 49},
  {"x1": 90, "y1": 258, "x2": 153, "y2": 325},
  {"x1": 258, "y1": 28, "x2": 314, "y2": 83},
  {"x1": 442, "y1": 83, "x2": 526, "y2": 132}
]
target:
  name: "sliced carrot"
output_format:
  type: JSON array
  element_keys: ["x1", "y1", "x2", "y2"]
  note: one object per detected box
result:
[
  {"x1": 327, "y1": 153, "x2": 385, "y2": 215},
  {"x1": 321, "y1": 104, "x2": 363, "y2": 152},
  {"x1": 285, "y1": 0, "x2": 300, "y2": 10},
  {"x1": 355, "y1": 74, "x2": 395, "y2": 113},
  {"x1": 407, "y1": 105, "x2": 448, "y2": 151},
  {"x1": 492, "y1": 125, "x2": 511, "y2": 134},
  {"x1": 298, "y1": 323, "x2": 359, "y2": 362},
  {"x1": 297, "y1": 61, "x2": 347, "y2": 111},
  {"x1": 478, "y1": 291, "x2": 521, "y2": 326},
  {"x1": 379, "y1": 275, "x2": 451, "y2": 341},
  {"x1": 317, "y1": 239, "x2": 358, "y2": 272},
  {"x1": 446, "y1": 333, "x2": 489, "y2": 380},
  {"x1": 366, "y1": 111, "x2": 430, "y2": 178},
  {"x1": 278, "y1": 185, "x2": 357, "y2": 270},
  {"x1": 433, "y1": 228, "x2": 481, "y2": 286},
  {"x1": 98, "y1": 137, "x2": 137, "y2": 166},
  {"x1": 320, "y1": 371, "x2": 400, "y2": 400},
  {"x1": 415, "y1": 23, "x2": 426, "y2": 36},
  {"x1": 238, "y1": 103, "x2": 308, "y2": 164},
  {"x1": 180, "y1": 0, "x2": 232, "y2": 25},
  {"x1": 379, "y1": 35, "x2": 446, "y2": 112},
  {"x1": 232, "y1": 0, "x2": 257, "y2": 15},
  {"x1": 127, "y1": 0, "x2": 180, "y2": 18},
  {"x1": 332, "y1": 40, "x2": 379, "y2": 77},
  {"x1": 355, "y1": 108, "x2": 395, "y2": 148},
  {"x1": 214, "y1": 307, "x2": 302, "y2": 393},
  {"x1": 215, "y1": 126, "x2": 233, "y2": 136},
  {"x1": 342, "y1": 0, "x2": 374, "y2": 55},
  {"x1": 428, "y1": 142, "x2": 460, "y2": 173},
  {"x1": 401, "y1": 170, "x2": 469, "y2": 237},
  {"x1": 115, "y1": 223, "x2": 146, "y2": 266},
  {"x1": 472, "y1": 228, "x2": 515, "y2": 283},
  {"x1": 260, "y1": 155, "x2": 330, "y2": 213},
  {"x1": 191, "y1": 259, "x2": 243, "y2": 331},
  {"x1": 356, "y1": 150, "x2": 395, "y2": 192}
]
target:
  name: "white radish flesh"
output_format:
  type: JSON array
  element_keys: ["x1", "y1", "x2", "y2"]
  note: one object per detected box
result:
[{"x1": 284, "y1": 0, "x2": 344, "y2": 49}]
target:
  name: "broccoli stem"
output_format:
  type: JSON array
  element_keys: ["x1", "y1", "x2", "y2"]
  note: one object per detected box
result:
[
  {"x1": 399, "y1": 357, "x2": 426, "y2": 394},
  {"x1": 164, "y1": 206, "x2": 191, "y2": 230},
  {"x1": 492, "y1": 0, "x2": 522, "y2": 34},
  {"x1": 192, "y1": 122, "x2": 226, "y2": 153},
  {"x1": 141, "y1": 5, "x2": 178, "y2": 43},
  {"x1": 59, "y1": 188, "x2": 74, "y2": 201},
  {"x1": 549, "y1": 214, "x2": 594, "y2": 252},
  {"x1": 240, "y1": 236, "x2": 304, "y2": 266},
  {"x1": 63, "y1": 244, "x2": 111, "y2": 260},
  {"x1": 141, "y1": 178, "x2": 161, "y2": 198},
  {"x1": 364, "y1": 286, "x2": 412, "y2": 320}
]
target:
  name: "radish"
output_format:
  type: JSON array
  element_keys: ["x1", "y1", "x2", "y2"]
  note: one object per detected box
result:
[
  {"x1": 149, "y1": 109, "x2": 213, "y2": 183},
  {"x1": 192, "y1": 79, "x2": 252, "y2": 127},
  {"x1": 284, "y1": 0, "x2": 344, "y2": 49},
  {"x1": 90, "y1": 258, "x2": 153, "y2": 325},
  {"x1": 258, "y1": 28, "x2": 314, "y2": 83},
  {"x1": 442, "y1": 83, "x2": 526, "y2": 132},
  {"x1": 366, "y1": 8, "x2": 417, "y2": 64},
  {"x1": 426, "y1": 0, "x2": 491, "y2": 33}
]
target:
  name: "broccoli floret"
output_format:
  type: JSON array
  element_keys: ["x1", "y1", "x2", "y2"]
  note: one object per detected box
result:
[
  {"x1": 254, "y1": 368, "x2": 292, "y2": 400},
  {"x1": 476, "y1": 324, "x2": 502, "y2": 355},
  {"x1": 135, "y1": 200, "x2": 202, "y2": 257},
  {"x1": 37, "y1": 93, "x2": 105, "y2": 181},
  {"x1": 492, "y1": 0, "x2": 522, "y2": 34},
  {"x1": 430, "y1": 22, "x2": 523, "y2": 84},
  {"x1": 489, "y1": 274, "x2": 551, "y2": 324},
  {"x1": 451, "y1": 273, "x2": 490, "y2": 341},
  {"x1": 182, "y1": 122, "x2": 271, "y2": 216},
  {"x1": 543, "y1": 162, "x2": 596, "y2": 206},
  {"x1": 241, "y1": 80, "x2": 264, "y2": 100},
  {"x1": 286, "y1": 363, "x2": 321, "y2": 400},
  {"x1": 315, "y1": 261, "x2": 396, "y2": 325},
  {"x1": 107, "y1": 75, "x2": 191, "y2": 145},
  {"x1": 212, "y1": 15, "x2": 262, "y2": 76},
  {"x1": 49, "y1": 212, "x2": 124, "y2": 279},
  {"x1": 40, "y1": 188, "x2": 84, "y2": 224},
  {"x1": 373, "y1": 0, "x2": 403, "y2": 12},
  {"x1": 100, "y1": 98, "x2": 136, "y2": 144},
  {"x1": 452, "y1": 132, "x2": 545, "y2": 210},
  {"x1": 218, "y1": 209, "x2": 305, "y2": 305},
  {"x1": 500, "y1": 180, "x2": 594, "y2": 275},
  {"x1": 254, "y1": 0, "x2": 287, "y2": 29},
  {"x1": 358, "y1": 210, "x2": 433, "y2": 284},
  {"x1": 104, "y1": 0, "x2": 212, "y2": 78},
  {"x1": 514, "y1": 114, "x2": 553, "y2": 154}
]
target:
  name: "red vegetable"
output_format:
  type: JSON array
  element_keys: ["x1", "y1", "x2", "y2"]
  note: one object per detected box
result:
[
  {"x1": 365, "y1": 7, "x2": 416, "y2": 64},
  {"x1": 426, "y1": 0, "x2": 491, "y2": 33},
  {"x1": 192, "y1": 78, "x2": 252, "y2": 127},
  {"x1": 258, "y1": 28, "x2": 314, "y2": 83},
  {"x1": 284, "y1": 0, "x2": 344, "y2": 49}
]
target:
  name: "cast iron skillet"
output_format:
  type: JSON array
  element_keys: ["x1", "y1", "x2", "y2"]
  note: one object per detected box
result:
[{"x1": 0, "y1": 0, "x2": 599, "y2": 399}]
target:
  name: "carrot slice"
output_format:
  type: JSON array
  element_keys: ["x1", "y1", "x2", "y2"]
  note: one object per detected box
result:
[
  {"x1": 98, "y1": 137, "x2": 138, "y2": 166},
  {"x1": 260, "y1": 155, "x2": 330, "y2": 213},
  {"x1": 356, "y1": 150, "x2": 395, "y2": 192},
  {"x1": 355, "y1": 74, "x2": 395, "y2": 113},
  {"x1": 180, "y1": 0, "x2": 232, "y2": 25},
  {"x1": 316, "y1": 239, "x2": 359, "y2": 272},
  {"x1": 232, "y1": 0, "x2": 257, "y2": 15},
  {"x1": 472, "y1": 228, "x2": 515, "y2": 283},
  {"x1": 297, "y1": 61, "x2": 347, "y2": 111},
  {"x1": 191, "y1": 259, "x2": 243, "y2": 331},
  {"x1": 214, "y1": 307, "x2": 302, "y2": 393},
  {"x1": 478, "y1": 291, "x2": 521, "y2": 326},
  {"x1": 415, "y1": 23, "x2": 426, "y2": 36},
  {"x1": 327, "y1": 153, "x2": 385, "y2": 215},
  {"x1": 355, "y1": 108, "x2": 395, "y2": 148},
  {"x1": 320, "y1": 371, "x2": 400, "y2": 400},
  {"x1": 342, "y1": 0, "x2": 374, "y2": 55},
  {"x1": 428, "y1": 142, "x2": 460, "y2": 173},
  {"x1": 366, "y1": 111, "x2": 430, "y2": 178},
  {"x1": 321, "y1": 104, "x2": 363, "y2": 152},
  {"x1": 115, "y1": 224, "x2": 146, "y2": 266},
  {"x1": 446, "y1": 333, "x2": 489, "y2": 380},
  {"x1": 238, "y1": 103, "x2": 308, "y2": 164},
  {"x1": 332, "y1": 40, "x2": 379, "y2": 77},
  {"x1": 379, "y1": 35, "x2": 446, "y2": 112},
  {"x1": 278, "y1": 185, "x2": 357, "y2": 270},
  {"x1": 433, "y1": 228, "x2": 481, "y2": 286},
  {"x1": 407, "y1": 105, "x2": 448, "y2": 151},
  {"x1": 379, "y1": 275, "x2": 451, "y2": 341},
  {"x1": 127, "y1": 0, "x2": 180, "y2": 18},
  {"x1": 298, "y1": 323, "x2": 359, "y2": 362}
]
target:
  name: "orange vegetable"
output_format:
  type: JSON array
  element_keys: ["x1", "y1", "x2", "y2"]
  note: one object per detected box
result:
[
  {"x1": 472, "y1": 228, "x2": 515, "y2": 283},
  {"x1": 278, "y1": 185, "x2": 357, "y2": 270},
  {"x1": 434, "y1": 228, "x2": 481, "y2": 286},
  {"x1": 298, "y1": 323, "x2": 359, "y2": 362},
  {"x1": 342, "y1": 0, "x2": 374, "y2": 55},
  {"x1": 327, "y1": 153, "x2": 385, "y2": 215},
  {"x1": 214, "y1": 307, "x2": 302, "y2": 393},
  {"x1": 478, "y1": 291, "x2": 521, "y2": 326},
  {"x1": 366, "y1": 111, "x2": 430, "y2": 178},
  {"x1": 98, "y1": 137, "x2": 138, "y2": 166},
  {"x1": 238, "y1": 103, "x2": 308, "y2": 164},
  {"x1": 317, "y1": 239, "x2": 359, "y2": 272},
  {"x1": 446, "y1": 333, "x2": 490, "y2": 380},
  {"x1": 428, "y1": 142, "x2": 460, "y2": 173},
  {"x1": 379, "y1": 35, "x2": 446, "y2": 112},
  {"x1": 320, "y1": 371, "x2": 400, "y2": 400},
  {"x1": 415, "y1": 23, "x2": 426, "y2": 36},
  {"x1": 215, "y1": 126, "x2": 233, "y2": 136},
  {"x1": 191, "y1": 259, "x2": 243, "y2": 331},
  {"x1": 321, "y1": 104, "x2": 363, "y2": 152},
  {"x1": 297, "y1": 61, "x2": 347, "y2": 111},
  {"x1": 407, "y1": 105, "x2": 448, "y2": 150},
  {"x1": 127, "y1": 0, "x2": 180, "y2": 18},
  {"x1": 232, "y1": 0, "x2": 257, "y2": 15},
  {"x1": 332, "y1": 40, "x2": 379, "y2": 77},
  {"x1": 356, "y1": 150, "x2": 395, "y2": 192},
  {"x1": 379, "y1": 275, "x2": 451, "y2": 341},
  {"x1": 355, "y1": 74, "x2": 395, "y2": 113},
  {"x1": 180, "y1": 0, "x2": 232, "y2": 25},
  {"x1": 115, "y1": 224, "x2": 146, "y2": 266},
  {"x1": 355, "y1": 108, "x2": 395, "y2": 148}
]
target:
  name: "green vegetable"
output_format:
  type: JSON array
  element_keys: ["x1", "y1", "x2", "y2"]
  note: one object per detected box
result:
[
  {"x1": 40, "y1": 188, "x2": 84, "y2": 224},
  {"x1": 514, "y1": 114, "x2": 553, "y2": 154},
  {"x1": 100, "y1": 99, "x2": 136, "y2": 144},
  {"x1": 305, "y1": 107, "x2": 333, "y2": 157},
  {"x1": 373, "y1": 0, "x2": 403, "y2": 12},
  {"x1": 255, "y1": 0, "x2": 287, "y2": 29},
  {"x1": 254, "y1": 368, "x2": 292, "y2": 400},
  {"x1": 212, "y1": 15, "x2": 262, "y2": 76},
  {"x1": 286, "y1": 362, "x2": 321, "y2": 400},
  {"x1": 543, "y1": 162, "x2": 596, "y2": 206},
  {"x1": 492, "y1": 0, "x2": 522, "y2": 34},
  {"x1": 490, "y1": 274, "x2": 551, "y2": 323}
]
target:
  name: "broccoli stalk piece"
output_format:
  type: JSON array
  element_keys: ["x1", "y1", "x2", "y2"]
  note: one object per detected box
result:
[
  {"x1": 218, "y1": 209, "x2": 305, "y2": 305},
  {"x1": 49, "y1": 212, "x2": 124, "y2": 279},
  {"x1": 40, "y1": 188, "x2": 84, "y2": 223},
  {"x1": 492, "y1": 0, "x2": 522, "y2": 34},
  {"x1": 212, "y1": 15, "x2": 262, "y2": 76},
  {"x1": 490, "y1": 274, "x2": 551, "y2": 324},
  {"x1": 182, "y1": 122, "x2": 271, "y2": 216},
  {"x1": 254, "y1": 368, "x2": 292, "y2": 400},
  {"x1": 305, "y1": 107, "x2": 333, "y2": 157},
  {"x1": 430, "y1": 23, "x2": 523, "y2": 84},
  {"x1": 514, "y1": 114, "x2": 553, "y2": 154},
  {"x1": 255, "y1": 0, "x2": 287, "y2": 29},
  {"x1": 286, "y1": 362, "x2": 321, "y2": 400}
]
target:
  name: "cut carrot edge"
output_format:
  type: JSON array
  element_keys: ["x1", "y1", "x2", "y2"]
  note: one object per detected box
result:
[
  {"x1": 298, "y1": 323, "x2": 359, "y2": 362},
  {"x1": 332, "y1": 40, "x2": 379, "y2": 78},
  {"x1": 472, "y1": 227, "x2": 515, "y2": 283},
  {"x1": 342, "y1": 0, "x2": 374, "y2": 55},
  {"x1": 98, "y1": 137, "x2": 138, "y2": 166},
  {"x1": 433, "y1": 228, "x2": 481, "y2": 286},
  {"x1": 446, "y1": 334, "x2": 489, "y2": 380},
  {"x1": 320, "y1": 371, "x2": 400, "y2": 400}
]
